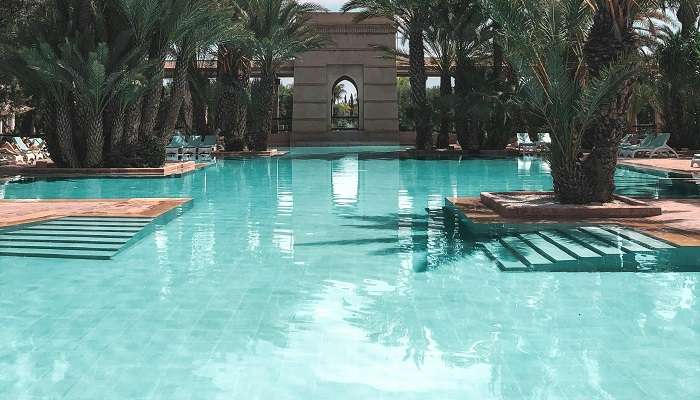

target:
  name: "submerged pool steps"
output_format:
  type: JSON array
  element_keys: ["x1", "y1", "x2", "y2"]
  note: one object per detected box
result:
[
  {"x1": 0, "y1": 216, "x2": 153, "y2": 260},
  {"x1": 480, "y1": 226, "x2": 677, "y2": 271}
]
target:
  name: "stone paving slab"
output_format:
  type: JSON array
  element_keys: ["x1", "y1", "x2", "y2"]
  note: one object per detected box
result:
[
  {"x1": 0, "y1": 198, "x2": 191, "y2": 228},
  {"x1": 446, "y1": 197, "x2": 700, "y2": 247},
  {"x1": 0, "y1": 161, "x2": 197, "y2": 178}
]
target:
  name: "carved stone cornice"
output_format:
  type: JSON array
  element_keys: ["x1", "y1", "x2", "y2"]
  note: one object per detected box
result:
[{"x1": 311, "y1": 24, "x2": 396, "y2": 34}]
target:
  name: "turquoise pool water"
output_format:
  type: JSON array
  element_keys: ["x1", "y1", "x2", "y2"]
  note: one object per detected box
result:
[{"x1": 1, "y1": 147, "x2": 698, "y2": 399}]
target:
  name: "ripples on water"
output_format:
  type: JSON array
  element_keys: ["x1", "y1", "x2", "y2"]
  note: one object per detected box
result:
[{"x1": 0, "y1": 148, "x2": 698, "y2": 399}]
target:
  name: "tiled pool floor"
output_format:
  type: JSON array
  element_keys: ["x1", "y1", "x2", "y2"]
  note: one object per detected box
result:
[{"x1": 1, "y1": 148, "x2": 698, "y2": 399}]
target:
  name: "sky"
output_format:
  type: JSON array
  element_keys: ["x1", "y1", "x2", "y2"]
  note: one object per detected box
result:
[{"x1": 316, "y1": 0, "x2": 344, "y2": 11}]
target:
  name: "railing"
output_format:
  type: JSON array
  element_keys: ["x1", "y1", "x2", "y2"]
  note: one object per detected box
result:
[{"x1": 332, "y1": 116, "x2": 360, "y2": 130}]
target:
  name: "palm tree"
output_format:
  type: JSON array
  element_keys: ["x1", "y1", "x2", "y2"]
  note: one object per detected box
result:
[
  {"x1": 581, "y1": 1, "x2": 667, "y2": 202},
  {"x1": 489, "y1": 0, "x2": 634, "y2": 203},
  {"x1": 209, "y1": 0, "x2": 254, "y2": 150},
  {"x1": 452, "y1": 0, "x2": 493, "y2": 152},
  {"x1": 342, "y1": 0, "x2": 434, "y2": 150},
  {"x1": 237, "y1": 0, "x2": 326, "y2": 151},
  {"x1": 2, "y1": 0, "x2": 229, "y2": 167},
  {"x1": 215, "y1": 43, "x2": 252, "y2": 150},
  {"x1": 425, "y1": 0, "x2": 455, "y2": 149},
  {"x1": 159, "y1": 1, "x2": 230, "y2": 142},
  {"x1": 667, "y1": 0, "x2": 700, "y2": 38}
]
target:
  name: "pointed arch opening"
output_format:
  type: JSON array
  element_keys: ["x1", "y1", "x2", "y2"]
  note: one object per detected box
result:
[{"x1": 331, "y1": 76, "x2": 359, "y2": 130}]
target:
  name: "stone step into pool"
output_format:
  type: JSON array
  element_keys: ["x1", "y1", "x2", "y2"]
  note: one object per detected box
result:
[
  {"x1": 0, "y1": 216, "x2": 157, "y2": 260},
  {"x1": 480, "y1": 226, "x2": 680, "y2": 272}
]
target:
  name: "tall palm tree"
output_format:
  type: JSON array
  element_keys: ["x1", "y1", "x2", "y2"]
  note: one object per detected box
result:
[
  {"x1": 236, "y1": 0, "x2": 326, "y2": 151},
  {"x1": 582, "y1": 0, "x2": 656, "y2": 202},
  {"x1": 209, "y1": 0, "x2": 254, "y2": 150},
  {"x1": 425, "y1": 0, "x2": 455, "y2": 149},
  {"x1": 159, "y1": 1, "x2": 230, "y2": 141},
  {"x1": 342, "y1": 0, "x2": 434, "y2": 150},
  {"x1": 452, "y1": 0, "x2": 493, "y2": 152},
  {"x1": 489, "y1": 0, "x2": 634, "y2": 203}
]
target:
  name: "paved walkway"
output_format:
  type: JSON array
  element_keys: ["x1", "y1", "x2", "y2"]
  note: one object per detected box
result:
[
  {"x1": 0, "y1": 161, "x2": 197, "y2": 178},
  {"x1": 0, "y1": 198, "x2": 191, "y2": 227},
  {"x1": 619, "y1": 158, "x2": 699, "y2": 176}
]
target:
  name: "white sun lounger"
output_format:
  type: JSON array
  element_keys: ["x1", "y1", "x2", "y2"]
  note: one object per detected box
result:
[
  {"x1": 516, "y1": 132, "x2": 536, "y2": 154},
  {"x1": 692, "y1": 154, "x2": 700, "y2": 168},
  {"x1": 619, "y1": 132, "x2": 678, "y2": 158}
]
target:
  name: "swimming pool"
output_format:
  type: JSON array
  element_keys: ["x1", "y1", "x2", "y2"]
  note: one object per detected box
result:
[{"x1": 1, "y1": 147, "x2": 698, "y2": 399}]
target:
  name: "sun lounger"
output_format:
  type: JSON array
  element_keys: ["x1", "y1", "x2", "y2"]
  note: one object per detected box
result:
[
  {"x1": 692, "y1": 154, "x2": 700, "y2": 168},
  {"x1": 181, "y1": 135, "x2": 202, "y2": 161},
  {"x1": 619, "y1": 132, "x2": 678, "y2": 158},
  {"x1": 166, "y1": 135, "x2": 187, "y2": 161},
  {"x1": 12, "y1": 137, "x2": 42, "y2": 162},
  {"x1": 618, "y1": 133, "x2": 652, "y2": 155},
  {"x1": 0, "y1": 151, "x2": 25, "y2": 165},
  {"x1": 516, "y1": 132, "x2": 536, "y2": 154},
  {"x1": 537, "y1": 132, "x2": 551, "y2": 149},
  {"x1": 196, "y1": 136, "x2": 218, "y2": 161}
]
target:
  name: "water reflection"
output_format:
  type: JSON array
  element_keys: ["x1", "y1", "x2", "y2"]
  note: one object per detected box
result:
[
  {"x1": 332, "y1": 155, "x2": 359, "y2": 207},
  {"x1": 1, "y1": 148, "x2": 699, "y2": 399}
]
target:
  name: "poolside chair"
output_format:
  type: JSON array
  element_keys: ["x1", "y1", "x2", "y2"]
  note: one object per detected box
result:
[
  {"x1": 516, "y1": 132, "x2": 536, "y2": 154},
  {"x1": 619, "y1": 133, "x2": 636, "y2": 148},
  {"x1": 29, "y1": 138, "x2": 50, "y2": 160},
  {"x1": 9, "y1": 137, "x2": 39, "y2": 163},
  {"x1": 196, "y1": 136, "x2": 218, "y2": 161},
  {"x1": 166, "y1": 135, "x2": 187, "y2": 161},
  {"x1": 0, "y1": 143, "x2": 25, "y2": 165},
  {"x1": 618, "y1": 133, "x2": 655, "y2": 157},
  {"x1": 181, "y1": 135, "x2": 202, "y2": 161},
  {"x1": 620, "y1": 132, "x2": 679, "y2": 158},
  {"x1": 13, "y1": 137, "x2": 43, "y2": 162},
  {"x1": 691, "y1": 154, "x2": 700, "y2": 168}
]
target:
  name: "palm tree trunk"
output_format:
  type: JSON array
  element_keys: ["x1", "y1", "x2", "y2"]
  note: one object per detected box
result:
[
  {"x1": 436, "y1": 68, "x2": 451, "y2": 149},
  {"x1": 217, "y1": 47, "x2": 250, "y2": 150},
  {"x1": 82, "y1": 109, "x2": 105, "y2": 168},
  {"x1": 253, "y1": 68, "x2": 276, "y2": 151},
  {"x1": 53, "y1": 99, "x2": 80, "y2": 168},
  {"x1": 110, "y1": 106, "x2": 125, "y2": 151},
  {"x1": 453, "y1": 52, "x2": 469, "y2": 149},
  {"x1": 181, "y1": 83, "x2": 194, "y2": 133},
  {"x1": 408, "y1": 19, "x2": 432, "y2": 150},
  {"x1": 125, "y1": 97, "x2": 143, "y2": 145},
  {"x1": 160, "y1": 53, "x2": 189, "y2": 141},
  {"x1": 140, "y1": 82, "x2": 163, "y2": 139},
  {"x1": 678, "y1": 2, "x2": 700, "y2": 39},
  {"x1": 552, "y1": 164, "x2": 593, "y2": 204},
  {"x1": 490, "y1": 34, "x2": 508, "y2": 149},
  {"x1": 231, "y1": 59, "x2": 250, "y2": 148},
  {"x1": 583, "y1": 5, "x2": 637, "y2": 203}
]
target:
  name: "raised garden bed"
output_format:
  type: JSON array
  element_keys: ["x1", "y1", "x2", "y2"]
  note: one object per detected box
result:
[{"x1": 480, "y1": 191, "x2": 662, "y2": 219}]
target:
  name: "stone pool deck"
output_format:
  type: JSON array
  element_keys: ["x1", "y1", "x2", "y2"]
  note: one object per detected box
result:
[
  {"x1": 447, "y1": 197, "x2": 700, "y2": 247},
  {"x1": 619, "y1": 158, "x2": 700, "y2": 177},
  {"x1": 0, "y1": 198, "x2": 192, "y2": 228},
  {"x1": 0, "y1": 161, "x2": 201, "y2": 178}
]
